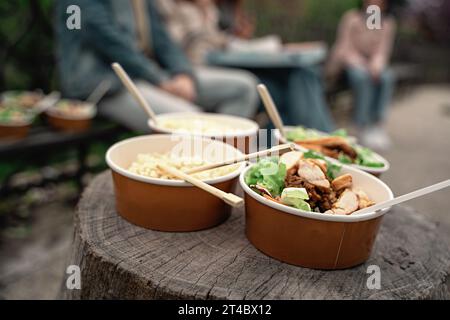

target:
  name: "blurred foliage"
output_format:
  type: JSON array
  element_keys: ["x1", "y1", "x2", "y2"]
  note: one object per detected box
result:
[
  {"x1": 246, "y1": 0, "x2": 359, "y2": 43},
  {"x1": 0, "y1": 0, "x2": 55, "y2": 92},
  {"x1": 0, "y1": 0, "x2": 448, "y2": 92}
]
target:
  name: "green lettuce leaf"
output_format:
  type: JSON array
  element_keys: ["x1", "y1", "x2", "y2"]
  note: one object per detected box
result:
[
  {"x1": 331, "y1": 128, "x2": 348, "y2": 137},
  {"x1": 245, "y1": 157, "x2": 286, "y2": 197},
  {"x1": 355, "y1": 146, "x2": 385, "y2": 168},
  {"x1": 285, "y1": 126, "x2": 321, "y2": 141},
  {"x1": 281, "y1": 187, "x2": 311, "y2": 211},
  {"x1": 338, "y1": 153, "x2": 353, "y2": 164}
]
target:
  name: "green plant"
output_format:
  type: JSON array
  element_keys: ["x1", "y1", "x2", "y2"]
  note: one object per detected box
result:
[{"x1": 0, "y1": 0, "x2": 55, "y2": 92}]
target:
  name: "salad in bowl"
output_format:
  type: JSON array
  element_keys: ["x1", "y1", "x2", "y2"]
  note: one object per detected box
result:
[
  {"x1": 276, "y1": 126, "x2": 389, "y2": 176},
  {"x1": 244, "y1": 151, "x2": 375, "y2": 215},
  {"x1": 239, "y1": 150, "x2": 393, "y2": 269}
]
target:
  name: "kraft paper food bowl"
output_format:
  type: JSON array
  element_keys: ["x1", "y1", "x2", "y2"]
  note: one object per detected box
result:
[
  {"x1": 148, "y1": 112, "x2": 259, "y2": 154},
  {"x1": 239, "y1": 163, "x2": 393, "y2": 269},
  {"x1": 106, "y1": 134, "x2": 246, "y2": 232},
  {"x1": 275, "y1": 127, "x2": 390, "y2": 177},
  {"x1": 0, "y1": 121, "x2": 32, "y2": 139},
  {"x1": 46, "y1": 101, "x2": 96, "y2": 132}
]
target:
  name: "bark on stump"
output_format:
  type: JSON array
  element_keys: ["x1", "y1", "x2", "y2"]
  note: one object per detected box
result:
[{"x1": 62, "y1": 171, "x2": 450, "y2": 299}]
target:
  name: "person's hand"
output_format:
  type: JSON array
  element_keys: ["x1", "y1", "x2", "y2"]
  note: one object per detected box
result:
[{"x1": 160, "y1": 75, "x2": 196, "y2": 102}]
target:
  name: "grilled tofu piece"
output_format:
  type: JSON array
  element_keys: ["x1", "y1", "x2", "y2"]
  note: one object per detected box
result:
[
  {"x1": 353, "y1": 188, "x2": 375, "y2": 209},
  {"x1": 295, "y1": 142, "x2": 324, "y2": 154},
  {"x1": 308, "y1": 159, "x2": 328, "y2": 176},
  {"x1": 279, "y1": 151, "x2": 303, "y2": 173},
  {"x1": 298, "y1": 136, "x2": 357, "y2": 160},
  {"x1": 325, "y1": 189, "x2": 359, "y2": 215},
  {"x1": 297, "y1": 159, "x2": 330, "y2": 190},
  {"x1": 331, "y1": 174, "x2": 353, "y2": 191}
]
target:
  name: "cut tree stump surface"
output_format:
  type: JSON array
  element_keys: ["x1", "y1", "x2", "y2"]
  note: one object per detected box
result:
[{"x1": 64, "y1": 171, "x2": 450, "y2": 299}]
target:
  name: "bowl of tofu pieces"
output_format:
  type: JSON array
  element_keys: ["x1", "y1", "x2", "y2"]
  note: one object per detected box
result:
[{"x1": 240, "y1": 151, "x2": 393, "y2": 269}]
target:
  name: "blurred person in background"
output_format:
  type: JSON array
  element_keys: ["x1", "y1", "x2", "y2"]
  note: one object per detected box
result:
[
  {"x1": 215, "y1": 0, "x2": 255, "y2": 39},
  {"x1": 326, "y1": 0, "x2": 396, "y2": 150},
  {"x1": 55, "y1": 0, "x2": 258, "y2": 133},
  {"x1": 157, "y1": 0, "x2": 335, "y2": 132}
]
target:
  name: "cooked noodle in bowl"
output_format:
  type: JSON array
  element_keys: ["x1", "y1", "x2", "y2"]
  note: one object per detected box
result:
[
  {"x1": 148, "y1": 112, "x2": 259, "y2": 153},
  {"x1": 128, "y1": 153, "x2": 240, "y2": 181}
]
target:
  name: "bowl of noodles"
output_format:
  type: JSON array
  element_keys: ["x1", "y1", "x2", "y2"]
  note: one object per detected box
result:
[
  {"x1": 148, "y1": 112, "x2": 259, "y2": 153},
  {"x1": 106, "y1": 134, "x2": 246, "y2": 231}
]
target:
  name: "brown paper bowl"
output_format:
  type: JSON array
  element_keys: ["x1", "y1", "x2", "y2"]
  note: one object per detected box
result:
[
  {"x1": 275, "y1": 127, "x2": 390, "y2": 177},
  {"x1": 45, "y1": 101, "x2": 96, "y2": 132},
  {"x1": 0, "y1": 122, "x2": 31, "y2": 139},
  {"x1": 148, "y1": 112, "x2": 259, "y2": 154},
  {"x1": 239, "y1": 164, "x2": 393, "y2": 269},
  {"x1": 106, "y1": 134, "x2": 246, "y2": 232}
]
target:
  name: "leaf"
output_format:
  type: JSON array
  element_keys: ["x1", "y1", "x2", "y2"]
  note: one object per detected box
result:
[
  {"x1": 338, "y1": 153, "x2": 352, "y2": 164},
  {"x1": 355, "y1": 146, "x2": 385, "y2": 168},
  {"x1": 331, "y1": 128, "x2": 348, "y2": 137},
  {"x1": 286, "y1": 126, "x2": 321, "y2": 141},
  {"x1": 245, "y1": 158, "x2": 286, "y2": 197},
  {"x1": 281, "y1": 187, "x2": 311, "y2": 211}
]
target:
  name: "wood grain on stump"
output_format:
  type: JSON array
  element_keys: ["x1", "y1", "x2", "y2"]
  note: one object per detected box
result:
[{"x1": 63, "y1": 171, "x2": 450, "y2": 299}]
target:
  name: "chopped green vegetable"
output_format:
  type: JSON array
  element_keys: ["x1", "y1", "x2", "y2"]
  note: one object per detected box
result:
[
  {"x1": 285, "y1": 126, "x2": 321, "y2": 141},
  {"x1": 286, "y1": 126, "x2": 348, "y2": 142},
  {"x1": 302, "y1": 150, "x2": 342, "y2": 180},
  {"x1": 280, "y1": 187, "x2": 311, "y2": 211},
  {"x1": 331, "y1": 128, "x2": 348, "y2": 137},
  {"x1": 338, "y1": 153, "x2": 353, "y2": 164},
  {"x1": 355, "y1": 146, "x2": 385, "y2": 168},
  {"x1": 245, "y1": 158, "x2": 286, "y2": 197},
  {"x1": 0, "y1": 104, "x2": 32, "y2": 124}
]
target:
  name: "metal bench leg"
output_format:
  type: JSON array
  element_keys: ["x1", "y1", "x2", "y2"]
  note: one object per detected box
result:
[{"x1": 76, "y1": 144, "x2": 88, "y2": 194}]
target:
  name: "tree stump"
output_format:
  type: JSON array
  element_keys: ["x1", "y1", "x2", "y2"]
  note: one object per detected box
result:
[{"x1": 62, "y1": 171, "x2": 450, "y2": 299}]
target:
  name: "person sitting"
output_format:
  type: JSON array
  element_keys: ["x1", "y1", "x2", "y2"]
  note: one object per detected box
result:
[
  {"x1": 156, "y1": 0, "x2": 335, "y2": 132},
  {"x1": 326, "y1": 0, "x2": 396, "y2": 150},
  {"x1": 54, "y1": 0, "x2": 259, "y2": 133}
]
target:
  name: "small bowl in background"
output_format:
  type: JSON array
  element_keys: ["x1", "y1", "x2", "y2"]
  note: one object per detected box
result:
[
  {"x1": 1, "y1": 90, "x2": 45, "y2": 110},
  {"x1": 0, "y1": 106, "x2": 34, "y2": 140},
  {"x1": 46, "y1": 99, "x2": 96, "y2": 132},
  {"x1": 0, "y1": 120, "x2": 32, "y2": 140},
  {"x1": 148, "y1": 112, "x2": 259, "y2": 154},
  {"x1": 275, "y1": 126, "x2": 390, "y2": 177}
]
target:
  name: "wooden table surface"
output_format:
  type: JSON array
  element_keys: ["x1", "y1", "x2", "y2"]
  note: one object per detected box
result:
[{"x1": 63, "y1": 171, "x2": 450, "y2": 299}]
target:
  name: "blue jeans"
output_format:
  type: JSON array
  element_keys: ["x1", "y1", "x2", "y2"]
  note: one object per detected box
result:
[
  {"x1": 346, "y1": 67, "x2": 395, "y2": 127},
  {"x1": 261, "y1": 66, "x2": 335, "y2": 132},
  {"x1": 286, "y1": 67, "x2": 335, "y2": 132}
]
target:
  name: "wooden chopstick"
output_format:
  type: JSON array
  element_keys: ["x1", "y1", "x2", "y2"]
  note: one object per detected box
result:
[
  {"x1": 157, "y1": 163, "x2": 244, "y2": 208},
  {"x1": 111, "y1": 62, "x2": 158, "y2": 123},
  {"x1": 257, "y1": 84, "x2": 286, "y2": 137},
  {"x1": 184, "y1": 143, "x2": 295, "y2": 174}
]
